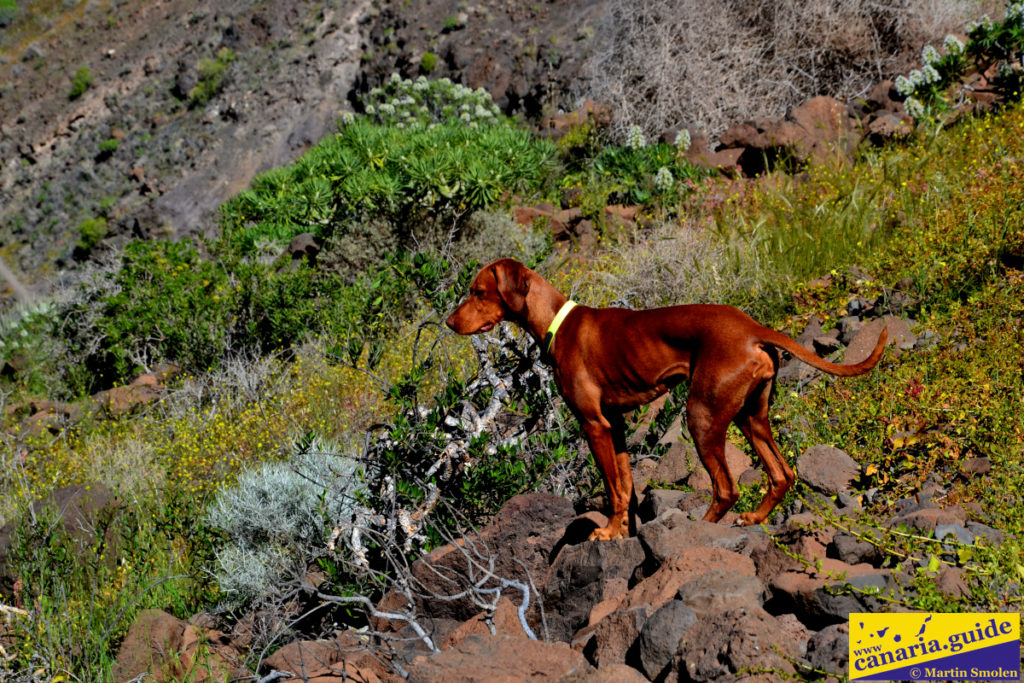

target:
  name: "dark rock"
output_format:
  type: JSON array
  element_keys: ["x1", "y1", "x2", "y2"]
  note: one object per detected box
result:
[
  {"x1": 771, "y1": 560, "x2": 890, "y2": 627},
  {"x1": 260, "y1": 632, "x2": 390, "y2": 682},
  {"x1": 775, "y1": 612, "x2": 814, "y2": 658},
  {"x1": 867, "y1": 111, "x2": 913, "y2": 145},
  {"x1": 797, "y1": 445, "x2": 860, "y2": 495},
  {"x1": 172, "y1": 58, "x2": 199, "y2": 100},
  {"x1": 961, "y1": 456, "x2": 992, "y2": 476},
  {"x1": 637, "y1": 489, "x2": 689, "y2": 523},
  {"x1": 778, "y1": 316, "x2": 824, "y2": 385},
  {"x1": 442, "y1": 597, "x2": 531, "y2": 651},
  {"x1": 805, "y1": 623, "x2": 849, "y2": 676},
  {"x1": 288, "y1": 232, "x2": 320, "y2": 263},
  {"x1": 813, "y1": 330, "x2": 842, "y2": 354},
  {"x1": 615, "y1": 546, "x2": 757, "y2": 624},
  {"x1": 670, "y1": 607, "x2": 801, "y2": 681},
  {"x1": 676, "y1": 568, "x2": 768, "y2": 617},
  {"x1": 113, "y1": 609, "x2": 245, "y2": 683},
  {"x1": 738, "y1": 468, "x2": 763, "y2": 487},
  {"x1": 682, "y1": 440, "x2": 750, "y2": 493},
  {"x1": 380, "y1": 493, "x2": 574, "y2": 629},
  {"x1": 559, "y1": 663, "x2": 648, "y2": 683},
  {"x1": 888, "y1": 506, "x2": 967, "y2": 534},
  {"x1": 837, "y1": 315, "x2": 864, "y2": 345},
  {"x1": 717, "y1": 97, "x2": 860, "y2": 176},
  {"x1": 406, "y1": 634, "x2": 593, "y2": 682},
  {"x1": 571, "y1": 605, "x2": 648, "y2": 668},
  {"x1": 914, "y1": 329, "x2": 940, "y2": 349},
  {"x1": 637, "y1": 509, "x2": 769, "y2": 567},
  {"x1": 542, "y1": 537, "x2": 646, "y2": 642},
  {"x1": 637, "y1": 600, "x2": 697, "y2": 681},
  {"x1": 966, "y1": 521, "x2": 1004, "y2": 545},
  {"x1": 830, "y1": 532, "x2": 881, "y2": 566}
]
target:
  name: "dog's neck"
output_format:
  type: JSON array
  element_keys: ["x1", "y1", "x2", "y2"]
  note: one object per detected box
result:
[{"x1": 517, "y1": 274, "x2": 569, "y2": 347}]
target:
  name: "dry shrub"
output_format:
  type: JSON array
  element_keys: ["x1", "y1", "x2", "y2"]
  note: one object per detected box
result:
[
  {"x1": 584, "y1": 0, "x2": 987, "y2": 141},
  {"x1": 561, "y1": 217, "x2": 774, "y2": 313}
]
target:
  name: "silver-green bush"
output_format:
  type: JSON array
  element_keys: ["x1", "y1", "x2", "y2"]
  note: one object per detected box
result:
[{"x1": 206, "y1": 438, "x2": 361, "y2": 603}]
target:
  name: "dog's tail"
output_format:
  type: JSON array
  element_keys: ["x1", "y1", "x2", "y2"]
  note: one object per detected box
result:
[{"x1": 760, "y1": 324, "x2": 888, "y2": 377}]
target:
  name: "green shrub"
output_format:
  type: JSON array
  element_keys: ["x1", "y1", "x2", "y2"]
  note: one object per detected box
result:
[
  {"x1": 96, "y1": 137, "x2": 119, "y2": 160},
  {"x1": 560, "y1": 139, "x2": 706, "y2": 210},
  {"x1": 189, "y1": 47, "x2": 235, "y2": 105},
  {"x1": 55, "y1": 239, "x2": 462, "y2": 391},
  {"x1": 1, "y1": 495, "x2": 218, "y2": 678},
  {"x1": 62, "y1": 240, "x2": 236, "y2": 389},
  {"x1": 420, "y1": 51, "x2": 438, "y2": 73},
  {"x1": 75, "y1": 215, "x2": 108, "y2": 254},
  {"x1": 220, "y1": 115, "x2": 554, "y2": 254},
  {"x1": 68, "y1": 65, "x2": 93, "y2": 100}
]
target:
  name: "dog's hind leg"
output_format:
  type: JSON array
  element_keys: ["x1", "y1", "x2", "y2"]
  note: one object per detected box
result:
[
  {"x1": 687, "y1": 397, "x2": 739, "y2": 523},
  {"x1": 733, "y1": 380, "x2": 793, "y2": 526}
]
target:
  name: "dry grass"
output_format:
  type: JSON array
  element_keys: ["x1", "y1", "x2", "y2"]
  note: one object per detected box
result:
[
  {"x1": 584, "y1": 0, "x2": 989, "y2": 141},
  {"x1": 550, "y1": 216, "x2": 773, "y2": 314}
]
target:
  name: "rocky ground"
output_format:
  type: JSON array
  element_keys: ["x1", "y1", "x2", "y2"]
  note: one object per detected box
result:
[{"x1": 106, "y1": 441, "x2": 994, "y2": 682}]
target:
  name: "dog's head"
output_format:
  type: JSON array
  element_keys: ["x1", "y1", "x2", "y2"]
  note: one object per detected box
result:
[{"x1": 446, "y1": 258, "x2": 531, "y2": 335}]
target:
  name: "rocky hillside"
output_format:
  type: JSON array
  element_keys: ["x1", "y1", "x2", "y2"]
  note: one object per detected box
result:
[
  {"x1": 1, "y1": 0, "x2": 366, "y2": 287},
  {"x1": 0, "y1": 0, "x2": 609, "y2": 301}
]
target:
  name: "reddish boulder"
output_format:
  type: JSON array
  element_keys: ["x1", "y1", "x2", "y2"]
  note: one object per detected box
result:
[
  {"x1": 669, "y1": 607, "x2": 801, "y2": 682},
  {"x1": 260, "y1": 633, "x2": 390, "y2": 683},
  {"x1": 112, "y1": 609, "x2": 245, "y2": 683},
  {"x1": 379, "y1": 493, "x2": 575, "y2": 630},
  {"x1": 845, "y1": 315, "x2": 914, "y2": 364},
  {"x1": 406, "y1": 634, "x2": 594, "y2": 682}
]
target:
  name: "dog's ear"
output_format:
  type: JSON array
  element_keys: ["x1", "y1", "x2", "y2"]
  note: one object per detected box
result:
[{"x1": 491, "y1": 259, "x2": 531, "y2": 315}]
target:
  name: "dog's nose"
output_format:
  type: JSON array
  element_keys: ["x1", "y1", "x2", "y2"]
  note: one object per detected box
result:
[{"x1": 445, "y1": 313, "x2": 457, "y2": 331}]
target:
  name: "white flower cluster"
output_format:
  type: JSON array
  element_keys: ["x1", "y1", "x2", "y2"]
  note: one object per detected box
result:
[
  {"x1": 895, "y1": 74, "x2": 915, "y2": 97},
  {"x1": 674, "y1": 128, "x2": 691, "y2": 153},
  {"x1": 904, "y1": 96, "x2": 926, "y2": 119},
  {"x1": 626, "y1": 124, "x2": 646, "y2": 150},
  {"x1": 997, "y1": 60, "x2": 1017, "y2": 79},
  {"x1": 943, "y1": 34, "x2": 965, "y2": 56},
  {"x1": 654, "y1": 166, "x2": 674, "y2": 192},
  {"x1": 0, "y1": 301, "x2": 54, "y2": 356},
  {"x1": 894, "y1": 29, "x2": 968, "y2": 105},
  {"x1": 361, "y1": 74, "x2": 502, "y2": 127},
  {"x1": 966, "y1": 14, "x2": 993, "y2": 35},
  {"x1": 1007, "y1": 2, "x2": 1024, "y2": 24}
]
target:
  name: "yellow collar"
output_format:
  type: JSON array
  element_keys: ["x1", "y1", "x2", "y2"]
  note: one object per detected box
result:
[{"x1": 545, "y1": 301, "x2": 577, "y2": 354}]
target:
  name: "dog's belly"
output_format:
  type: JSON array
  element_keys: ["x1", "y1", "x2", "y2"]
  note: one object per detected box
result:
[{"x1": 599, "y1": 368, "x2": 689, "y2": 411}]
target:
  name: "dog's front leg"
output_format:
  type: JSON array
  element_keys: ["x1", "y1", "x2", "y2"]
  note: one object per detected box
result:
[{"x1": 582, "y1": 416, "x2": 634, "y2": 540}]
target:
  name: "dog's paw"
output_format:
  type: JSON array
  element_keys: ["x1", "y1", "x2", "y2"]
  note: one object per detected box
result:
[
  {"x1": 737, "y1": 511, "x2": 766, "y2": 526},
  {"x1": 588, "y1": 518, "x2": 629, "y2": 541}
]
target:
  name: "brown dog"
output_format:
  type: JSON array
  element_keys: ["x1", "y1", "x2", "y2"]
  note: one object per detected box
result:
[{"x1": 446, "y1": 259, "x2": 887, "y2": 540}]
